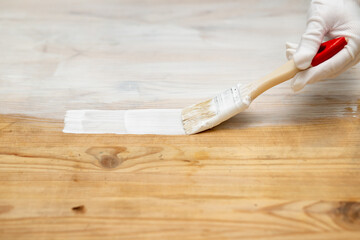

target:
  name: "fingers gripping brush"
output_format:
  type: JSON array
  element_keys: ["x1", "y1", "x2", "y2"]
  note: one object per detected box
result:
[
  {"x1": 64, "y1": 37, "x2": 347, "y2": 135},
  {"x1": 182, "y1": 37, "x2": 347, "y2": 134}
]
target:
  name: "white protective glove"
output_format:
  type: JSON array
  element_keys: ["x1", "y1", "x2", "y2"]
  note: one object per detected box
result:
[{"x1": 286, "y1": 0, "x2": 360, "y2": 92}]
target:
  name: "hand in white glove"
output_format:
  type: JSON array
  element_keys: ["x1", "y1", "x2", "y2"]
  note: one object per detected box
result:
[{"x1": 286, "y1": 0, "x2": 360, "y2": 92}]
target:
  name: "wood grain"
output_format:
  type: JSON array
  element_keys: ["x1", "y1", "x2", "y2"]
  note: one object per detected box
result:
[
  {"x1": 0, "y1": 114, "x2": 360, "y2": 239},
  {"x1": 1, "y1": 0, "x2": 360, "y2": 239}
]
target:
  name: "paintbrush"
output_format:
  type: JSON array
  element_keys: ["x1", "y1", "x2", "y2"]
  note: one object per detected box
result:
[
  {"x1": 64, "y1": 37, "x2": 347, "y2": 135},
  {"x1": 182, "y1": 37, "x2": 347, "y2": 134}
]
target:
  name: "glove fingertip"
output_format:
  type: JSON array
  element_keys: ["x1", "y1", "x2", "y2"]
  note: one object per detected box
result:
[
  {"x1": 290, "y1": 73, "x2": 307, "y2": 92},
  {"x1": 293, "y1": 48, "x2": 314, "y2": 70},
  {"x1": 291, "y1": 81, "x2": 306, "y2": 92},
  {"x1": 285, "y1": 42, "x2": 298, "y2": 50},
  {"x1": 286, "y1": 48, "x2": 296, "y2": 60}
]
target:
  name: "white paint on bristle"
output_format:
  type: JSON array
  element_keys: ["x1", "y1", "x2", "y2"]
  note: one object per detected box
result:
[
  {"x1": 63, "y1": 109, "x2": 185, "y2": 135},
  {"x1": 184, "y1": 83, "x2": 252, "y2": 134}
]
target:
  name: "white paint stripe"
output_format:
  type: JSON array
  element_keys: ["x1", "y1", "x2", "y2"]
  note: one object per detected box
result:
[
  {"x1": 125, "y1": 109, "x2": 185, "y2": 135},
  {"x1": 63, "y1": 109, "x2": 185, "y2": 135}
]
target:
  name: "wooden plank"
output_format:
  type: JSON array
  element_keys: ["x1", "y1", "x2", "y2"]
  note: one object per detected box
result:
[
  {"x1": 0, "y1": 114, "x2": 360, "y2": 239},
  {"x1": 0, "y1": 0, "x2": 360, "y2": 239},
  {"x1": 0, "y1": 199, "x2": 359, "y2": 240}
]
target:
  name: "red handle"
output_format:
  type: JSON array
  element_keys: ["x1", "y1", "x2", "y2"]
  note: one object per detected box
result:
[{"x1": 311, "y1": 37, "x2": 347, "y2": 67}]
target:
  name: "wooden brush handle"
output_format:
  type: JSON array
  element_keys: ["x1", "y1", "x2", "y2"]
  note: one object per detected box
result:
[
  {"x1": 248, "y1": 59, "x2": 298, "y2": 100},
  {"x1": 248, "y1": 37, "x2": 347, "y2": 100}
]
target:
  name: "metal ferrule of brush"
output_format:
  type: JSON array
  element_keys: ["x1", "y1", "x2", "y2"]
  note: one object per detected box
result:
[
  {"x1": 214, "y1": 83, "x2": 250, "y2": 120},
  {"x1": 185, "y1": 83, "x2": 252, "y2": 134}
]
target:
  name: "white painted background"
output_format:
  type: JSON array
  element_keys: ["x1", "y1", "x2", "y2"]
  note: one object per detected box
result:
[{"x1": 1, "y1": 0, "x2": 359, "y2": 128}]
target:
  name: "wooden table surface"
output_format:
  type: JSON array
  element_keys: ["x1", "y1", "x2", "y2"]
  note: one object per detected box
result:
[{"x1": 1, "y1": 0, "x2": 360, "y2": 239}]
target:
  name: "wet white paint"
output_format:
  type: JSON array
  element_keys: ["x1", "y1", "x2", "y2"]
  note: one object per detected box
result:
[{"x1": 64, "y1": 109, "x2": 185, "y2": 135}]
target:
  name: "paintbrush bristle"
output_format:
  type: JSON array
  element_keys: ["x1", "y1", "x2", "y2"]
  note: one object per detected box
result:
[
  {"x1": 181, "y1": 99, "x2": 217, "y2": 135},
  {"x1": 181, "y1": 83, "x2": 252, "y2": 135}
]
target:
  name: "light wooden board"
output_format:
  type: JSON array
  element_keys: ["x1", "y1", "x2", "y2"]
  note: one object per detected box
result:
[
  {"x1": 1, "y1": 114, "x2": 360, "y2": 239},
  {"x1": 1, "y1": 0, "x2": 360, "y2": 239}
]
